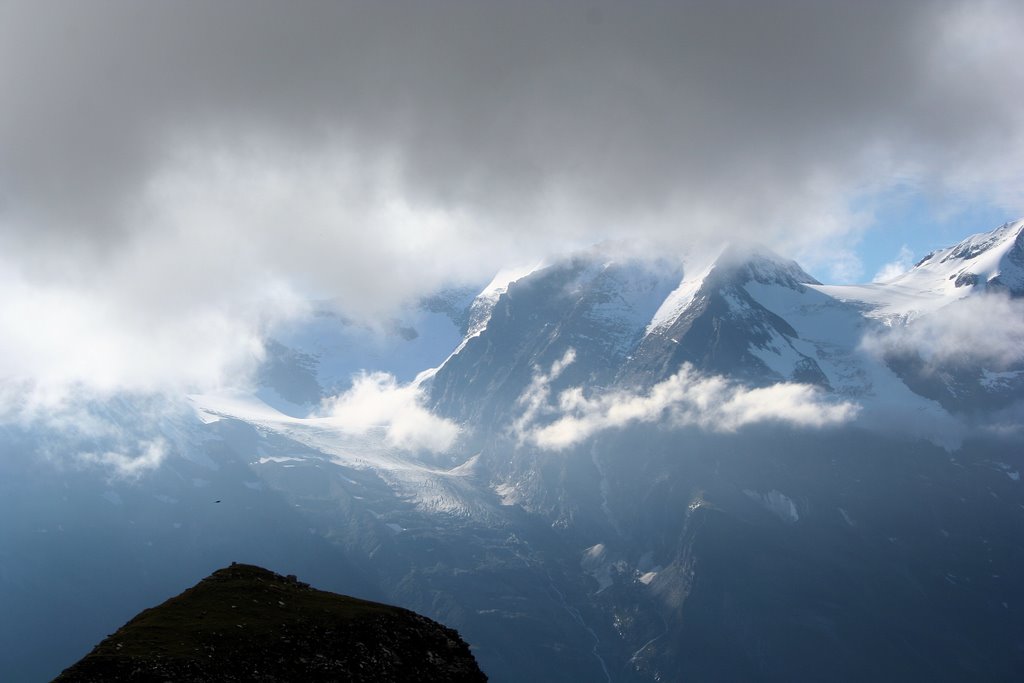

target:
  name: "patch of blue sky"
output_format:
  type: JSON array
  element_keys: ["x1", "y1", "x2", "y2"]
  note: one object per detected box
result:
[{"x1": 852, "y1": 184, "x2": 1014, "y2": 283}]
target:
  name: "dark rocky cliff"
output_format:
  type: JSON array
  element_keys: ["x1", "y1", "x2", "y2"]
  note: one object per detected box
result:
[{"x1": 53, "y1": 563, "x2": 487, "y2": 682}]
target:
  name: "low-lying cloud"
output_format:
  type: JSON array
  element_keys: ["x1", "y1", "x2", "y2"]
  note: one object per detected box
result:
[
  {"x1": 863, "y1": 293, "x2": 1024, "y2": 369},
  {"x1": 516, "y1": 352, "x2": 860, "y2": 451},
  {"x1": 321, "y1": 372, "x2": 459, "y2": 453}
]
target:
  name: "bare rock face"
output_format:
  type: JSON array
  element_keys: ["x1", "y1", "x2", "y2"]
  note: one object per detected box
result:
[{"x1": 53, "y1": 563, "x2": 487, "y2": 682}]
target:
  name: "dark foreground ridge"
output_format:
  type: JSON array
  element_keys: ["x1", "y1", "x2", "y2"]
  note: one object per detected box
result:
[{"x1": 53, "y1": 563, "x2": 487, "y2": 682}]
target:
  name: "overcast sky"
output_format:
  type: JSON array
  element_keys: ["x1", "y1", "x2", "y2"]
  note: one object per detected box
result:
[{"x1": 2, "y1": 0, "x2": 1024, "y2": 402}]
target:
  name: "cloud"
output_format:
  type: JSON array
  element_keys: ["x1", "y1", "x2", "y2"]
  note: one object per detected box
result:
[
  {"x1": 863, "y1": 293, "x2": 1024, "y2": 369},
  {"x1": 517, "y1": 354, "x2": 859, "y2": 451},
  {"x1": 873, "y1": 245, "x2": 916, "y2": 282},
  {"x1": 6, "y1": 1, "x2": 1024, "y2": 255},
  {"x1": 512, "y1": 348, "x2": 577, "y2": 444},
  {"x1": 2, "y1": 1, "x2": 1024, "y2": 407},
  {"x1": 77, "y1": 438, "x2": 169, "y2": 479},
  {"x1": 2, "y1": 390, "x2": 187, "y2": 477},
  {"x1": 320, "y1": 372, "x2": 459, "y2": 453},
  {"x1": 0, "y1": 260, "x2": 304, "y2": 412}
]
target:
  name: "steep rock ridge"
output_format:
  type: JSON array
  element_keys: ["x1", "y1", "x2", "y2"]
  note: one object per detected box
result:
[
  {"x1": 586, "y1": 427, "x2": 1024, "y2": 682},
  {"x1": 623, "y1": 244, "x2": 829, "y2": 387},
  {"x1": 53, "y1": 563, "x2": 487, "y2": 683},
  {"x1": 428, "y1": 251, "x2": 681, "y2": 426}
]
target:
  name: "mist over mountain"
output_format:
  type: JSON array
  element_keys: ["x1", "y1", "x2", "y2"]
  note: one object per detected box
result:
[{"x1": 2, "y1": 221, "x2": 1022, "y2": 681}]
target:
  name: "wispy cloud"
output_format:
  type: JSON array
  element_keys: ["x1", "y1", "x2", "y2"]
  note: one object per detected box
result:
[
  {"x1": 516, "y1": 352, "x2": 859, "y2": 450},
  {"x1": 512, "y1": 348, "x2": 577, "y2": 444},
  {"x1": 77, "y1": 438, "x2": 169, "y2": 479},
  {"x1": 2, "y1": 391, "x2": 187, "y2": 477},
  {"x1": 321, "y1": 372, "x2": 459, "y2": 453}
]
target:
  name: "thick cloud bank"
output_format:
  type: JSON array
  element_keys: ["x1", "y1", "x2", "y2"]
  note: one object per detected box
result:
[{"x1": 2, "y1": 1, "x2": 1023, "y2": 416}]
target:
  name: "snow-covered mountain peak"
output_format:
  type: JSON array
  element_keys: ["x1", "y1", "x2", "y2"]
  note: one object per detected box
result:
[
  {"x1": 816, "y1": 218, "x2": 1024, "y2": 324},
  {"x1": 465, "y1": 262, "x2": 546, "y2": 338},
  {"x1": 904, "y1": 218, "x2": 1024, "y2": 295},
  {"x1": 646, "y1": 256, "x2": 720, "y2": 335},
  {"x1": 645, "y1": 243, "x2": 818, "y2": 336},
  {"x1": 462, "y1": 248, "x2": 682, "y2": 345},
  {"x1": 926, "y1": 219, "x2": 1023, "y2": 266},
  {"x1": 713, "y1": 243, "x2": 821, "y2": 289}
]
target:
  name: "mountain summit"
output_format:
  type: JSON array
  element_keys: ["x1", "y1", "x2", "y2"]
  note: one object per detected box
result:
[
  {"x1": 625, "y1": 244, "x2": 827, "y2": 386},
  {"x1": 907, "y1": 219, "x2": 1024, "y2": 295},
  {"x1": 53, "y1": 564, "x2": 487, "y2": 683}
]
